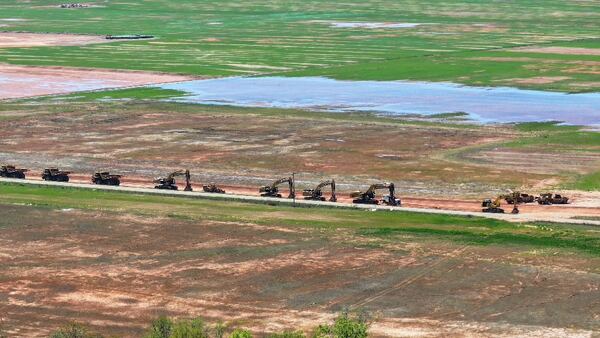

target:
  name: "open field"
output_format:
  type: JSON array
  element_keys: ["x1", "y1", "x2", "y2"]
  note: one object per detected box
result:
[
  {"x1": 3, "y1": 98, "x2": 600, "y2": 198},
  {"x1": 0, "y1": 183, "x2": 599, "y2": 337},
  {"x1": 0, "y1": 0, "x2": 598, "y2": 91}
]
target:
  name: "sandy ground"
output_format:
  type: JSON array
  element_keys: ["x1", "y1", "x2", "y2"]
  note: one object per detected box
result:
[
  {"x1": 512, "y1": 46, "x2": 600, "y2": 56},
  {"x1": 0, "y1": 204, "x2": 598, "y2": 337},
  {"x1": 0, "y1": 64, "x2": 192, "y2": 99},
  {"x1": 0, "y1": 32, "x2": 112, "y2": 48}
]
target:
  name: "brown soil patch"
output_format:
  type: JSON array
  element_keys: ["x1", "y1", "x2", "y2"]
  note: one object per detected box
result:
[
  {"x1": 0, "y1": 32, "x2": 112, "y2": 48},
  {"x1": 512, "y1": 46, "x2": 600, "y2": 56},
  {"x1": 509, "y1": 76, "x2": 570, "y2": 85},
  {"x1": 0, "y1": 64, "x2": 193, "y2": 99},
  {"x1": 1, "y1": 205, "x2": 598, "y2": 337}
]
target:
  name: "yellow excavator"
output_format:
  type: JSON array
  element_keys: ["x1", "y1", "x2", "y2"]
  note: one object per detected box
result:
[
  {"x1": 154, "y1": 170, "x2": 192, "y2": 191},
  {"x1": 482, "y1": 192, "x2": 520, "y2": 214},
  {"x1": 303, "y1": 179, "x2": 337, "y2": 202},
  {"x1": 350, "y1": 182, "x2": 400, "y2": 206},
  {"x1": 259, "y1": 177, "x2": 295, "y2": 198}
]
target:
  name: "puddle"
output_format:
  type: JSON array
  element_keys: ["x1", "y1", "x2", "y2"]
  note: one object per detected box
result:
[{"x1": 160, "y1": 77, "x2": 600, "y2": 126}]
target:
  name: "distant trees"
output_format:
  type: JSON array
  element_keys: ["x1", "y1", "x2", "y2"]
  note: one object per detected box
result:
[{"x1": 48, "y1": 312, "x2": 370, "y2": 338}]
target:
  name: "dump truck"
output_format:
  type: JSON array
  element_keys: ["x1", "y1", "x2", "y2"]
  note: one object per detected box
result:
[
  {"x1": 42, "y1": 168, "x2": 70, "y2": 182},
  {"x1": 504, "y1": 193, "x2": 535, "y2": 204},
  {"x1": 154, "y1": 170, "x2": 192, "y2": 191},
  {"x1": 259, "y1": 177, "x2": 295, "y2": 198},
  {"x1": 92, "y1": 172, "x2": 121, "y2": 186},
  {"x1": 0, "y1": 165, "x2": 28, "y2": 179},
  {"x1": 303, "y1": 179, "x2": 337, "y2": 202},
  {"x1": 203, "y1": 183, "x2": 226, "y2": 194},
  {"x1": 537, "y1": 193, "x2": 569, "y2": 205},
  {"x1": 350, "y1": 182, "x2": 400, "y2": 206}
]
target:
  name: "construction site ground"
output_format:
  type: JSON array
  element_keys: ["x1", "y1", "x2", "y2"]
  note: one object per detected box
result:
[
  {"x1": 0, "y1": 183, "x2": 598, "y2": 337},
  {"x1": 1, "y1": 100, "x2": 600, "y2": 221}
]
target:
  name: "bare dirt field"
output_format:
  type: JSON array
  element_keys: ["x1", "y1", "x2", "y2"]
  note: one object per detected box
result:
[
  {"x1": 0, "y1": 32, "x2": 112, "y2": 48},
  {"x1": 0, "y1": 204, "x2": 598, "y2": 337},
  {"x1": 0, "y1": 101, "x2": 529, "y2": 196},
  {"x1": 0, "y1": 64, "x2": 192, "y2": 99}
]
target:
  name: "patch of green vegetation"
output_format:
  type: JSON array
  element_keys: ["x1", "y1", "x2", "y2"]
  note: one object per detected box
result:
[
  {"x1": 1, "y1": 182, "x2": 599, "y2": 256},
  {"x1": 427, "y1": 112, "x2": 468, "y2": 119},
  {"x1": 47, "y1": 87, "x2": 188, "y2": 101},
  {"x1": 566, "y1": 171, "x2": 600, "y2": 191},
  {"x1": 513, "y1": 121, "x2": 580, "y2": 132},
  {"x1": 0, "y1": 1, "x2": 599, "y2": 91}
]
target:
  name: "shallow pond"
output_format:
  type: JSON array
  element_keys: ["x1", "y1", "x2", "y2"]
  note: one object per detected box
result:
[{"x1": 160, "y1": 77, "x2": 600, "y2": 126}]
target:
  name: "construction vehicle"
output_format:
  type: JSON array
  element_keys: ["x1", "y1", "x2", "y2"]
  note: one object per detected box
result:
[
  {"x1": 154, "y1": 170, "x2": 192, "y2": 191},
  {"x1": 259, "y1": 177, "x2": 295, "y2": 198},
  {"x1": 483, "y1": 192, "x2": 520, "y2": 214},
  {"x1": 92, "y1": 172, "x2": 122, "y2": 186},
  {"x1": 537, "y1": 193, "x2": 569, "y2": 205},
  {"x1": 350, "y1": 182, "x2": 400, "y2": 206},
  {"x1": 105, "y1": 35, "x2": 154, "y2": 40},
  {"x1": 504, "y1": 193, "x2": 535, "y2": 204},
  {"x1": 482, "y1": 196, "x2": 505, "y2": 213},
  {"x1": 303, "y1": 179, "x2": 337, "y2": 202},
  {"x1": 42, "y1": 168, "x2": 70, "y2": 182},
  {"x1": 0, "y1": 165, "x2": 28, "y2": 179},
  {"x1": 203, "y1": 183, "x2": 225, "y2": 194}
]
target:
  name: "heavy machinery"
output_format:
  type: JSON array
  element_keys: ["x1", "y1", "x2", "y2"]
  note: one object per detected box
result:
[
  {"x1": 350, "y1": 182, "x2": 400, "y2": 206},
  {"x1": 203, "y1": 183, "x2": 225, "y2": 194},
  {"x1": 537, "y1": 193, "x2": 569, "y2": 205},
  {"x1": 92, "y1": 172, "x2": 122, "y2": 186},
  {"x1": 482, "y1": 196, "x2": 505, "y2": 213},
  {"x1": 154, "y1": 170, "x2": 192, "y2": 191},
  {"x1": 303, "y1": 179, "x2": 337, "y2": 202},
  {"x1": 504, "y1": 193, "x2": 535, "y2": 204},
  {"x1": 0, "y1": 165, "x2": 28, "y2": 179},
  {"x1": 259, "y1": 177, "x2": 295, "y2": 198},
  {"x1": 483, "y1": 192, "x2": 520, "y2": 214},
  {"x1": 42, "y1": 168, "x2": 70, "y2": 182}
]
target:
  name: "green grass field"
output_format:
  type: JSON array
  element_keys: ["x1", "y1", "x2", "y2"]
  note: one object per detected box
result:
[
  {"x1": 0, "y1": 0, "x2": 599, "y2": 91},
  {"x1": 1, "y1": 182, "x2": 598, "y2": 256}
]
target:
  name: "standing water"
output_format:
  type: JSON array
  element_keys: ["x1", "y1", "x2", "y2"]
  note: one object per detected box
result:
[{"x1": 160, "y1": 77, "x2": 600, "y2": 126}]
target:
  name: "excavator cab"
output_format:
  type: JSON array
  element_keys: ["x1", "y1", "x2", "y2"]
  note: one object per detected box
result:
[
  {"x1": 154, "y1": 170, "x2": 192, "y2": 191},
  {"x1": 351, "y1": 182, "x2": 400, "y2": 206},
  {"x1": 259, "y1": 177, "x2": 295, "y2": 198},
  {"x1": 0, "y1": 165, "x2": 28, "y2": 179},
  {"x1": 303, "y1": 179, "x2": 337, "y2": 202}
]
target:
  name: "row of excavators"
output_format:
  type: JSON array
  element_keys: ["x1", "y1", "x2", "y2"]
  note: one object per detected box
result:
[
  {"x1": 0, "y1": 165, "x2": 401, "y2": 206},
  {"x1": 2, "y1": 164, "x2": 571, "y2": 210}
]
